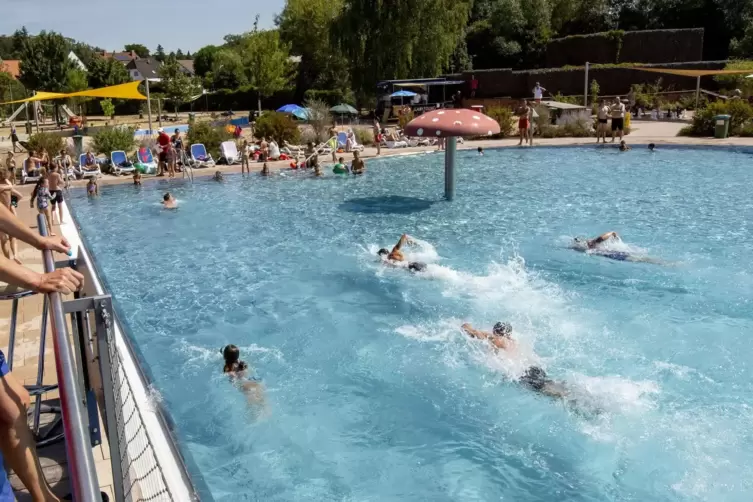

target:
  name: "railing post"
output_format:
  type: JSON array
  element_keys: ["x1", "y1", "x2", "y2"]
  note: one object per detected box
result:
[{"x1": 37, "y1": 214, "x2": 101, "y2": 501}]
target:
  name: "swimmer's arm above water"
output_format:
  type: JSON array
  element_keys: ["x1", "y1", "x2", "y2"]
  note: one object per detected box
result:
[
  {"x1": 392, "y1": 234, "x2": 411, "y2": 252},
  {"x1": 589, "y1": 231, "x2": 619, "y2": 247},
  {"x1": 461, "y1": 323, "x2": 489, "y2": 340}
]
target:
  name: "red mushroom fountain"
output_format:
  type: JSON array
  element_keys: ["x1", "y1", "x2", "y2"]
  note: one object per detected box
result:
[{"x1": 404, "y1": 108, "x2": 501, "y2": 200}]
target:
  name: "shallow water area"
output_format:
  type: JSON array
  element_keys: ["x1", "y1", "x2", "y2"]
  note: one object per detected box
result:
[{"x1": 69, "y1": 146, "x2": 753, "y2": 501}]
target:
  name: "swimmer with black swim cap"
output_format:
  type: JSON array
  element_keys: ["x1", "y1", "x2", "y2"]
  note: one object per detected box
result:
[
  {"x1": 461, "y1": 321, "x2": 517, "y2": 352},
  {"x1": 377, "y1": 234, "x2": 427, "y2": 273},
  {"x1": 519, "y1": 366, "x2": 569, "y2": 399}
]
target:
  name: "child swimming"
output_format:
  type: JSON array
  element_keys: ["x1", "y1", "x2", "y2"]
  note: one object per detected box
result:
[
  {"x1": 221, "y1": 344, "x2": 265, "y2": 406},
  {"x1": 162, "y1": 192, "x2": 177, "y2": 209}
]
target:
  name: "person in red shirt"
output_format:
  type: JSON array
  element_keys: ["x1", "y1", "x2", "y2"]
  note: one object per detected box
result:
[
  {"x1": 470, "y1": 75, "x2": 479, "y2": 98},
  {"x1": 156, "y1": 128, "x2": 170, "y2": 176}
]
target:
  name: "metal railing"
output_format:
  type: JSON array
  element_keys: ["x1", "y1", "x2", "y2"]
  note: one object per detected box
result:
[{"x1": 38, "y1": 214, "x2": 102, "y2": 501}]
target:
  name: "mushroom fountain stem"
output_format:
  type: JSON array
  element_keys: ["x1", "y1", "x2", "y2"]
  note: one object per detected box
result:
[{"x1": 444, "y1": 136, "x2": 457, "y2": 200}]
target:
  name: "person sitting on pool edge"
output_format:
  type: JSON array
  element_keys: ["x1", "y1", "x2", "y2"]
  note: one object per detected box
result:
[
  {"x1": 222, "y1": 344, "x2": 264, "y2": 405},
  {"x1": 162, "y1": 192, "x2": 177, "y2": 209},
  {"x1": 574, "y1": 231, "x2": 619, "y2": 250},
  {"x1": 462, "y1": 322, "x2": 516, "y2": 353},
  {"x1": 377, "y1": 234, "x2": 427, "y2": 272}
]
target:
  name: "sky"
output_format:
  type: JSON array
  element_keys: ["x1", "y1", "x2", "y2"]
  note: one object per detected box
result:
[{"x1": 1, "y1": 0, "x2": 285, "y2": 53}]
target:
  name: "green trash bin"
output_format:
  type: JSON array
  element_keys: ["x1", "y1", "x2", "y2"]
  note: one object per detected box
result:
[{"x1": 714, "y1": 114, "x2": 731, "y2": 139}]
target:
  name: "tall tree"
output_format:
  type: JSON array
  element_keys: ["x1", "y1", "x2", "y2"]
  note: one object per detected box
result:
[
  {"x1": 87, "y1": 56, "x2": 130, "y2": 88},
  {"x1": 124, "y1": 43, "x2": 150, "y2": 58},
  {"x1": 335, "y1": 0, "x2": 472, "y2": 100},
  {"x1": 193, "y1": 45, "x2": 219, "y2": 77},
  {"x1": 17, "y1": 30, "x2": 74, "y2": 92},
  {"x1": 154, "y1": 44, "x2": 166, "y2": 62},
  {"x1": 208, "y1": 49, "x2": 247, "y2": 90},
  {"x1": 71, "y1": 41, "x2": 101, "y2": 68},
  {"x1": 16, "y1": 30, "x2": 74, "y2": 125},
  {"x1": 158, "y1": 56, "x2": 202, "y2": 117},
  {"x1": 0, "y1": 71, "x2": 25, "y2": 117},
  {"x1": 277, "y1": 0, "x2": 349, "y2": 100},
  {"x1": 176, "y1": 49, "x2": 185, "y2": 59},
  {"x1": 239, "y1": 26, "x2": 294, "y2": 111},
  {"x1": 64, "y1": 68, "x2": 89, "y2": 115}
]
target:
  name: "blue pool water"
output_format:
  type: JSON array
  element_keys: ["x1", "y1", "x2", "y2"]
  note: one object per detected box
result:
[{"x1": 69, "y1": 146, "x2": 753, "y2": 501}]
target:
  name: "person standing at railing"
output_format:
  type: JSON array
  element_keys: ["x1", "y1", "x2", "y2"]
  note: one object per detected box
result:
[{"x1": 0, "y1": 202, "x2": 82, "y2": 502}]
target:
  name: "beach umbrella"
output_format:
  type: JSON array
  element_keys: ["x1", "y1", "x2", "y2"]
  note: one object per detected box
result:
[
  {"x1": 291, "y1": 107, "x2": 310, "y2": 120},
  {"x1": 390, "y1": 90, "x2": 417, "y2": 98},
  {"x1": 390, "y1": 90, "x2": 418, "y2": 106},
  {"x1": 330, "y1": 103, "x2": 358, "y2": 115},
  {"x1": 277, "y1": 104, "x2": 303, "y2": 113}
]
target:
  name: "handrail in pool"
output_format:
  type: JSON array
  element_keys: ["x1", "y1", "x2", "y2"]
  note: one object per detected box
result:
[{"x1": 37, "y1": 214, "x2": 102, "y2": 501}]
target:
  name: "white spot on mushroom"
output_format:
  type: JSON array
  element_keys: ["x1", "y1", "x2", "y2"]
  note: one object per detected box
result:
[
  {"x1": 417, "y1": 128, "x2": 424, "y2": 136},
  {"x1": 486, "y1": 116, "x2": 494, "y2": 121},
  {"x1": 472, "y1": 123, "x2": 479, "y2": 128},
  {"x1": 487, "y1": 130, "x2": 493, "y2": 136},
  {"x1": 455, "y1": 111, "x2": 461, "y2": 114},
  {"x1": 432, "y1": 118, "x2": 439, "y2": 122},
  {"x1": 435, "y1": 130, "x2": 442, "y2": 136},
  {"x1": 472, "y1": 115, "x2": 481, "y2": 120},
  {"x1": 453, "y1": 120, "x2": 462, "y2": 126},
  {"x1": 437, "y1": 111, "x2": 445, "y2": 115}
]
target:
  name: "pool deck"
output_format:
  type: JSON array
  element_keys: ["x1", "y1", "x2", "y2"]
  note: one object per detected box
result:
[
  {"x1": 1, "y1": 201, "x2": 114, "y2": 501},
  {"x1": 0, "y1": 117, "x2": 751, "y2": 499},
  {"x1": 5, "y1": 120, "x2": 753, "y2": 192}
]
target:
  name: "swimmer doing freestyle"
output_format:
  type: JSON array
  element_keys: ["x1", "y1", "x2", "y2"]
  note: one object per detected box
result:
[
  {"x1": 462, "y1": 322, "x2": 569, "y2": 399},
  {"x1": 377, "y1": 234, "x2": 427, "y2": 272},
  {"x1": 572, "y1": 231, "x2": 663, "y2": 264}
]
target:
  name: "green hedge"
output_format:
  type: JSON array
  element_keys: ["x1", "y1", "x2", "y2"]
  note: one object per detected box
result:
[{"x1": 546, "y1": 28, "x2": 704, "y2": 67}]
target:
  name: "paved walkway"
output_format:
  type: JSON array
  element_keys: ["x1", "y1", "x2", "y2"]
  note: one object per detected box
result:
[
  {"x1": 4, "y1": 120, "x2": 753, "y2": 192},
  {"x1": 0, "y1": 202, "x2": 114, "y2": 500}
]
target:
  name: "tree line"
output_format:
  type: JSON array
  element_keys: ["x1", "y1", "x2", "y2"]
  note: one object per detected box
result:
[{"x1": 2, "y1": 0, "x2": 753, "y2": 111}]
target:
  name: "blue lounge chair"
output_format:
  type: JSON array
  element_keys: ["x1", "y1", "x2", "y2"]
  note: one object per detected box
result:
[
  {"x1": 110, "y1": 151, "x2": 135, "y2": 175},
  {"x1": 76, "y1": 154, "x2": 102, "y2": 179},
  {"x1": 190, "y1": 143, "x2": 214, "y2": 167}
]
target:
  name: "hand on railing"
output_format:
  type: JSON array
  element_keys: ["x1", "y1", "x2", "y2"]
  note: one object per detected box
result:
[{"x1": 35, "y1": 268, "x2": 84, "y2": 294}]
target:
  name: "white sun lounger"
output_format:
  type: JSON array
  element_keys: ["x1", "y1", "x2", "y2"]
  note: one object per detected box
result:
[
  {"x1": 220, "y1": 141, "x2": 241, "y2": 164},
  {"x1": 21, "y1": 158, "x2": 42, "y2": 185}
]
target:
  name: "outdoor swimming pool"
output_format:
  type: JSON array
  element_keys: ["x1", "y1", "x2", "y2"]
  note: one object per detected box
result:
[{"x1": 69, "y1": 146, "x2": 753, "y2": 501}]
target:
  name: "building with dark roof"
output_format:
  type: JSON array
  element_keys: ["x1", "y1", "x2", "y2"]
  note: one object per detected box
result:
[{"x1": 125, "y1": 58, "x2": 162, "y2": 81}]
